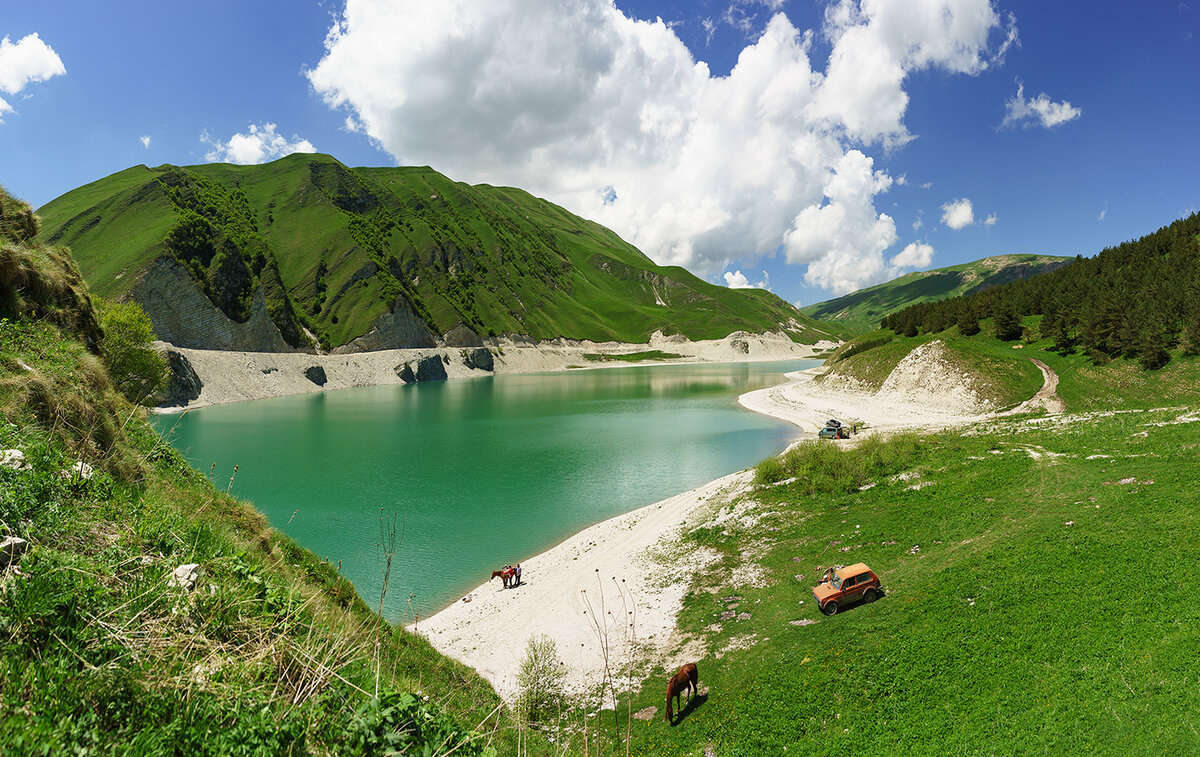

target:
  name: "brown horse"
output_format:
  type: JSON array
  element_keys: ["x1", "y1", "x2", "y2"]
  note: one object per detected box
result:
[
  {"x1": 490, "y1": 567, "x2": 514, "y2": 588},
  {"x1": 665, "y1": 662, "x2": 698, "y2": 723}
]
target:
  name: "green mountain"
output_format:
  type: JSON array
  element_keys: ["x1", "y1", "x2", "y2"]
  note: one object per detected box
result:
[
  {"x1": 801, "y1": 254, "x2": 1071, "y2": 334},
  {"x1": 37, "y1": 153, "x2": 830, "y2": 352}
]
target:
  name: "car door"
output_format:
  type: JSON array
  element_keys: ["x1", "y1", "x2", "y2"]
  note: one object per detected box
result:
[{"x1": 841, "y1": 573, "x2": 864, "y2": 602}]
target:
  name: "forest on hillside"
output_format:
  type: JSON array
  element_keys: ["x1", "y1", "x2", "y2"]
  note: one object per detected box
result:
[{"x1": 881, "y1": 213, "x2": 1200, "y2": 369}]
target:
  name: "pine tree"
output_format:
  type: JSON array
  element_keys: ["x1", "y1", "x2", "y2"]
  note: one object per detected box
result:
[{"x1": 992, "y1": 303, "x2": 1022, "y2": 341}]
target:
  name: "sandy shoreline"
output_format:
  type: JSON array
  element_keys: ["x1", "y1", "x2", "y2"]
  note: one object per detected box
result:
[
  {"x1": 414, "y1": 348, "x2": 998, "y2": 702},
  {"x1": 159, "y1": 330, "x2": 835, "y2": 411}
]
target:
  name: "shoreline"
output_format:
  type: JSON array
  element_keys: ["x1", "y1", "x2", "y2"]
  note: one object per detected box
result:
[
  {"x1": 413, "y1": 355, "x2": 994, "y2": 702},
  {"x1": 157, "y1": 330, "x2": 837, "y2": 412}
]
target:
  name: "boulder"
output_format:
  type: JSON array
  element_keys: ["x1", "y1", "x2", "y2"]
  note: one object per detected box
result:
[
  {"x1": 304, "y1": 365, "x2": 328, "y2": 386},
  {"x1": 156, "y1": 348, "x2": 203, "y2": 407},
  {"x1": 395, "y1": 355, "x2": 448, "y2": 383},
  {"x1": 0, "y1": 536, "x2": 29, "y2": 569},
  {"x1": 59, "y1": 461, "x2": 95, "y2": 480},
  {"x1": 171, "y1": 563, "x2": 201, "y2": 591},
  {"x1": 0, "y1": 449, "x2": 31, "y2": 471},
  {"x1": 463, "y1": 347, "x2": 494, "y2": 372}
]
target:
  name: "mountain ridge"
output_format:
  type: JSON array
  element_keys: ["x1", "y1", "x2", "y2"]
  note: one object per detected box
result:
[
  {"x1": 37, "y1": 154, "x2": 833, "y2": 352},
  {"x1": 801, "y1": 254, "x2": 1072, "y2": 334}
]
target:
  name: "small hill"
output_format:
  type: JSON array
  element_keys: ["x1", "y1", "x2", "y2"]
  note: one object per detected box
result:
[
  {"x1": 38, "y1": 154, "x2": 832, "y2": 352},
  {"x1": 801, "y1": 254, "x2": 1071, "y2": 333}
]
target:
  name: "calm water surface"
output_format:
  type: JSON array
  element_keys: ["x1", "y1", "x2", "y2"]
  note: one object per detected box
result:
[{"x1": 155, "y1": 360, "x2": 815, "y2": 618}]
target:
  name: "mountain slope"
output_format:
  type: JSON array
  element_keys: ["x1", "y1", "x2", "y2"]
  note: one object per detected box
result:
[
  {"x1": 38, "y1": 154, "x2": 832, "y2": 351},
  {"x1": 801, "y1": 254, "x2": 1071, "y2": 334}
]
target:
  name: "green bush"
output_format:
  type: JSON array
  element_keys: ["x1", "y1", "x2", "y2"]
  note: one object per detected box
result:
[
  {"x1": 344, "y1": 692, "x2": 497, "y2": 756},
  {"x1": 515, "y1": 634, "x2": 567, "y2": 726},
  {"x1": 97, "y1": 300, "x2": 167, "y2": 405}
]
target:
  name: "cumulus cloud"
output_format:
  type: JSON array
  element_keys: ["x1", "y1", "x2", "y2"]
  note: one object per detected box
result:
[
  {"x1": 724, "y1": 270, "x2": 752, "y2": 288},
  {"x1": 723, "y1": 269, "x2": 770, "y2": 289},
  {"x1": 984, "y1": 212, "x2": 998, "y2": 226},
  {"x1": 0, "y1": 33, "x2": 65, "y2": 119},
  {"x1": 140, "y1": 135, "x2": 151, "y2": 148},
  {"x1": 941, "y1": 197, "x2": 975, "y2": 229},
  {"x1": 308, "y1": 0, "x2": 1016, "y2": 294},
  {"x1": 203, "y1": 123, "x2": 316, "y2": 164},
  {"x1": 890, "y1": 241, "x2": 935, "y2": 269},
  {"x1": 1001, "y1": 82, "x2": 1081, "y2": 129}
]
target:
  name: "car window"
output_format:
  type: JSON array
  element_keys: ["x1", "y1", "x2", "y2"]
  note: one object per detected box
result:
[{"x1": 842, "y1": 575, "x2": 857, "y2": 587}]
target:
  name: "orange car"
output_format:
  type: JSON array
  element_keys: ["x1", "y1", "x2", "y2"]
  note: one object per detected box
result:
[{"x1": 812, "y1": 563, "x2": 883, "y2": 615}]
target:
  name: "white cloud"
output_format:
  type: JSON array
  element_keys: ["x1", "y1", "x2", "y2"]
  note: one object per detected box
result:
[
  {"x1": 941, "y1": 197, "x2": 974, "y2": 229},
  {"x1": 724, "y1": 270, "x2": 752, "y2": 288},
  {"x1": 890, "y1": 241, "x2": 934, "y2": 269},
  {"x1": 722, "y1": 269, "x2": 771, "y2": 289},
  {"x1": 308, "y1": 0, "x2": 1016, "y2": 294},
  {"x1": 984, "y1": 212, "x2": 998, "y2": 226},
  {"x1": 140, "y1": 135, "x2": 151, "y2": 149},
  {"x1": 203, "y1": 123, "x2": 316, "y2": 164},
  {"x1": 1001, "y1": 82, "x2": 1081, "y2": 129},
  {"x1": 1098, "y1": 206, "x2": 1107, "y2": 221},
  {"x1": 0, "y1": 33, "x2": 65, "y2": 119}
]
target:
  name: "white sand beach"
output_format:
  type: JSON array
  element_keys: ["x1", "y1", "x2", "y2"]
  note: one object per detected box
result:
[{"x1": 414, "y1": 344, "x2": 1007, "y2": 702}]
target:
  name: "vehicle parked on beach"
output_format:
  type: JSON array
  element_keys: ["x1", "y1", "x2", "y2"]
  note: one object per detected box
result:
[
  {"x1": 818, "y1": 425, "x2": 849, "y2": 439},
  {"x1": 813, "y1": 563, "x2": 883, "y2": 615}
]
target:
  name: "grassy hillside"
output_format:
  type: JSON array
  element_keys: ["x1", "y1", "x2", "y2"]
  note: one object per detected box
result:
[
  {"x1": 802, "y1": 254, "x2": 1070, "y2": 334},
  {"x1": 38, "y1": 154, "x2": 832, "y2": 350},
  {"x1": 1, "y1": 185, "x2": 541, "y2": 754},
  {"x1": 599, "y1": 323, "x2": 1200, "y2": 754}
]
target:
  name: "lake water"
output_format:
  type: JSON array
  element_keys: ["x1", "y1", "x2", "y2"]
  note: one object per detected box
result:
[{"x1": 154, "y1": 360, "x2": 815, "y2": 619}]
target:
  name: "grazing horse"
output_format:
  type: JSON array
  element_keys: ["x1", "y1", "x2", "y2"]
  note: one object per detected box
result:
[{"x1": 665, "y1": 662, "x2": 698, "y2": 723}]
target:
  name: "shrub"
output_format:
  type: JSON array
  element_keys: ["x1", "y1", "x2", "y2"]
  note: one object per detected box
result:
[
  {"x1": 97, "y1": 300, "x2": 167, "y2": 405},
  {"x1": 515, "y1": 634, "x2": 567, "y2": 726}
]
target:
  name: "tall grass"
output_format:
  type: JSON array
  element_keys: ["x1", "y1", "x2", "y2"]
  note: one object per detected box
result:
[{"x1": 753, "y1": 431, "x2": 925, "y2": 494}]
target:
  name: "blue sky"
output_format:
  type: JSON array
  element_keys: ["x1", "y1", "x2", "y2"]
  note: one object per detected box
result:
[{"x1": 2, "y1": 1, "x2": 1196, "y2": 308}]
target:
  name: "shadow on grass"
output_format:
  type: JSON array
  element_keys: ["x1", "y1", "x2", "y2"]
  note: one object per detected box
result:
[{"x1": 670, "y1": 691, "x2": 709, "y2": 727}]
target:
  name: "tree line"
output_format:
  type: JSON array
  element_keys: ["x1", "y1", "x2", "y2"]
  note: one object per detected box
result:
[{"x1": 881, "y1": 213, "x2": 1200, "y2": 369}]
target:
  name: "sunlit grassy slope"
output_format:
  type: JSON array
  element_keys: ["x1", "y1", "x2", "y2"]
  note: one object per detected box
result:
[
  {"x1": 610, "y1": 324, "x2": 1200, "y2": 755},
  {"x1": 38, "y1": 153, "x2": 833, "y2": 349}
]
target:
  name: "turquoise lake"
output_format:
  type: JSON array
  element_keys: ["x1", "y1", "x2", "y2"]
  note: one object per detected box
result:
[{"x1": 154, "y1": 360, "x2": 815, "y2": 619}]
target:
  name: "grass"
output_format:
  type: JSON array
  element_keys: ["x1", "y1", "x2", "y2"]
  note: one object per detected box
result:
[
  {"x1": 0, "y1": 231, "x2": 543, "y2": 753},
  {"x1": 582, "y1": 350, "x2": 686, "y2": 363},
  {"x1": 598, "y1": 409, "x2": 1200, "y2": 754},
  {"x1": 37, "y1": 154, "x2": 837, "y2": 350}
]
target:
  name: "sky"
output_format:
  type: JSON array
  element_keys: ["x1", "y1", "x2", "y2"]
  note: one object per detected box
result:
[{"x1": 1, "y1": 1, "x2": 1197, "y2": 308}]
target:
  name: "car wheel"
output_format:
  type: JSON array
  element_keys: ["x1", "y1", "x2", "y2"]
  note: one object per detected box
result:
[
  {"x1": 821, "y1": 601, "x2": 839, "y2": 616},
  {"x1": 863, "y1": 589, "x2": 879, "y2": 603}
]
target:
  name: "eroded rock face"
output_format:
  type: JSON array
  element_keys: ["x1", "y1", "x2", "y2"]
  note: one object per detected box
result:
[
  {"x1": 463, "y1": 347, "x2": 494, "y2": 372},
  {"x1": 332, "y1": 298, "x2": 436, "y2": 353},
  {"x1": 304, "y1": 365, "x2": 328, "y2": 386},
  {"x1": 394, "y1": 355, "x2": 448, "y2": 383},
  {"x1": 133, "y1": 257, "x2": 292, "y2": 352},
  {"x1": 442, "y1": 324, "x2": 484, "y2": 348},
  {"x1": 156, "y1": 347, "x2": 203, "y2": 407}
]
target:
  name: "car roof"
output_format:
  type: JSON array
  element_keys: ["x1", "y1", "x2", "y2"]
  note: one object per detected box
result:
[{"x1": 837, "y1": 562, "x2": 872, "y2": 577}]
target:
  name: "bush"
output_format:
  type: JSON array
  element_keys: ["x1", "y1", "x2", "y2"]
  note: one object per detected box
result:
[
  {"x1": 515, "y1": 634, "x2": 566, "y2": 726},
  {"x1": 98, "y1": 300, "x2": 167, "y2": 405}
]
